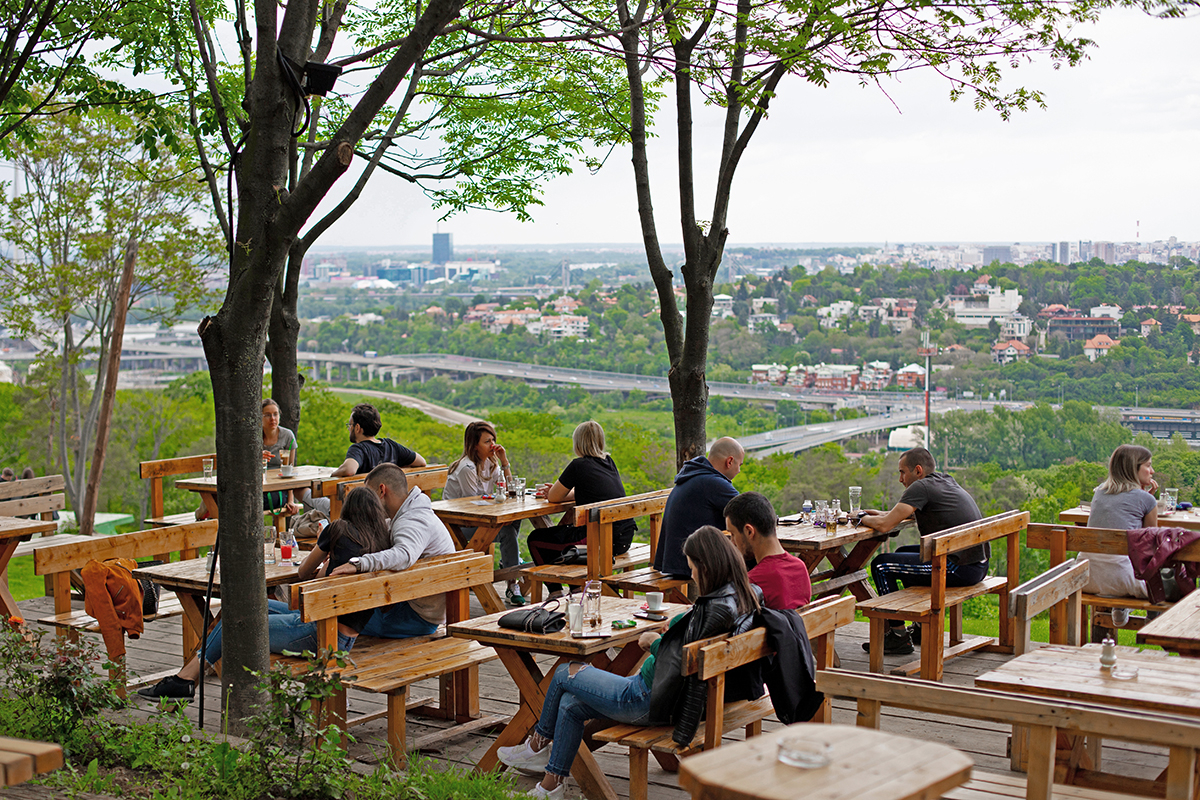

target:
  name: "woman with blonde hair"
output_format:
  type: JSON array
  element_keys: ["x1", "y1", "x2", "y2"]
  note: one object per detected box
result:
[
  {"x1": 1083, "y1": 444, "x2": 1158, "y2": 626},
  {"x1": 528, "y1": 420, "x2": 634, "y2": 595},
  {"x1": 445, "y1": 420, "x2": 526, "y2": 606}
]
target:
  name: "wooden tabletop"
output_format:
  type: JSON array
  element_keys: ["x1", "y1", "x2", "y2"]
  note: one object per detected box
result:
[
  {"x1": 448, "y1": 596, "x2": 680, "y2": 657},
  {"x1": 776, "y1": 519, "x2": 896, "y2": 551},
  {"x1": 1138, "y1": 589, "x2": 1200, "y2": 655},
  {"x1": 975, "y1": 643, "x2": 1200, "y2": 717},
  {"x1": 176, "y1": 464, "x2": 334, "y2": 494},
  {"x1": 132, "y1": 556, "x2": 299, "y2": 594},
  {"x1": 0, "y1": 516, "x2": 58, "y2": 540},
  {"x1": 1059, "y1": 505, "x2": 1200, "y2": 531},
  {"x1": 432, "y1": 494, "x2": 574, "y2": 526},
  {"x1": 678, "y1": 723, "x2": 973, "y2": 800}
]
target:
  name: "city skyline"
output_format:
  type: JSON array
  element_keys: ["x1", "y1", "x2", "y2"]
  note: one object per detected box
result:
[{"x1": 311, "y1": 7, "x2": 1199, "y2": 248}]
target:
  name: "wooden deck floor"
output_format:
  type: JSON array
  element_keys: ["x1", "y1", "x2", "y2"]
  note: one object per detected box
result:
[{"x1": 15, "y1": 590, "x2": 1170, "y2": 800}]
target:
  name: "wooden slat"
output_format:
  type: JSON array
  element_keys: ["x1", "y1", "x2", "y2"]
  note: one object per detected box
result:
[
  {"x1": 921, "y1": 510, "x2": 1029, "y2": 560},
  {"x1": 144, "y1": 512, "x2": 199, "y2": 527},
  {"x1": 33, "y1": 521, "x2": 218, "y2": 575},
  {"x1": 1010, "y1": 560, "x2": 1091, "y2": 620},
  {"x1": 858, "y1": 576, "x2": 1006, "y2": 617},
  {"x1": 313, "y1": 464, "x2": 449, "y2": 500},
  {"x1": 0, "y1": 737, "x2": 63, "y2": 774},
  {"x1": 0, "y1": 475, "x2": 64, "y2": 500},
  {"x1": 0, "y1": 494, "x2": 65, "y2": 518},
  {"x1": 139, "y1": 454, "x2": 215, "y2": 480},
  {"x1": 1028, "y1": 523, "x2": 1200, "y2": 562},
  {"x1": 37, "y1": 596, "x2": 217, "y2": 632},
  {"x1": 572, "y1": 489, "x2": 672, "y2": 527}
]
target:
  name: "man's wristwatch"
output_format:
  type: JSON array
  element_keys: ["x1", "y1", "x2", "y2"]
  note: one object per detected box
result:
[{"x1": 349, "y1": 557, "x2": 363, "y2": 573}]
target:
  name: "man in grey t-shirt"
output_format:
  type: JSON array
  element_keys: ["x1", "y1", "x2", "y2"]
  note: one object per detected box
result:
[{"x1": 859, "y1": 447, "x2": 987, "y2": 655}]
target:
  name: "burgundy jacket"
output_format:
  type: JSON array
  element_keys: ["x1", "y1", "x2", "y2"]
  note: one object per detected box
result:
[{"x1": 1127, "y1": 527, "x2": 1200, "y2": 604}]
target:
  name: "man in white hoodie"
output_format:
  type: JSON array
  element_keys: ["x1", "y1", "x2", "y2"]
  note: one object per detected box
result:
[{"x1": 330, "y1": 462, "x2": 455, "y2": 637}]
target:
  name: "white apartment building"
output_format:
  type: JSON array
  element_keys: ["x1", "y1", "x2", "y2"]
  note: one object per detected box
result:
[{"x1": 947, "y1": 286, "x2": 1022, "y2": 328}]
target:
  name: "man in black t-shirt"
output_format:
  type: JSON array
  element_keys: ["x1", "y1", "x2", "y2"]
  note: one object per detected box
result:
[
  {"x1": 304, "y1": 404, "x2": 427, "y2": 513},
  {"x1": 859, "y1": 447, "x2": 986, "y2": 656}
]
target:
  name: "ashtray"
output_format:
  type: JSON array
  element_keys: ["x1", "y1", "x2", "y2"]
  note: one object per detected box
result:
[
  {"x1": 1110, "y1": 665, "x2": 1139, "y2": 680},
  {"x1": 776, "y1": 737, "x2": 831, "y2": 769}
]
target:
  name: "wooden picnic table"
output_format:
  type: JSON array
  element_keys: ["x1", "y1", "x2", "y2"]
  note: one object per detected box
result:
[
  {"x1": 448, "y1": 595, "x2": 681, "y2": 800},
  {"x1": 1137, "y1": 588, "x2": 1200, "y2": 657},
  {"x1": 132, "y1": 556, "x2": 299, "y2": 668},
  {"x1": 1059, "y1": 504, "x2": 1200, "y2": 530},
  {"x1": 976, "y1": 643, "x2": 1200, "y2": 784},
  {"x1": 0, "y1": 515, "x2": 58, "y2": 621},
  {"x1": 432, "y1": 494, "x2": 574, "y2": 615},
  {"x1": 677, "y1": 722, "x2": 974, "y2": 800},
  {"x1": 776, "y1": 516, "x2": 908, "y2": 601},
  {"x1": 0, "y1": 736, "x2": 63, "y2": 787},
  {"x1": 177, "y1": 465, "x2": 334, "y2": 522}
]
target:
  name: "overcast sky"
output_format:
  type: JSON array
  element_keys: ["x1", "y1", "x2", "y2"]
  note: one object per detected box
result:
[{"x1": 312, "y1": 8, "x2": 1199, "y2": 249}]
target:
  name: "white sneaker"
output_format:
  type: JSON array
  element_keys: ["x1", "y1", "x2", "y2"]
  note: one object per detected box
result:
[
  {"x1": 1111, "y1": 608, "x2": 1131, "y2": 628},
  {"x1": 498, "y1": 741, "x2": 550, "y2": 774},
  {"x1": 529, "y1": 782, "x2": 565, "y2": 799}
]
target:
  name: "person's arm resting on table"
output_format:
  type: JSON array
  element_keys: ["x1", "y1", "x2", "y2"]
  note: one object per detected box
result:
[
  {"x1": 860, "y1": 502, "x2": 914, "y2": 533},
  {"x1": 408, "y1": 451, "x2": 427, "y2": 468},
  {"x1": 546, "y1": 480, "x2": 574, "y2": 503},
  {"x1": 330, "y1": 456, "x2": 360, "y2": 478}
]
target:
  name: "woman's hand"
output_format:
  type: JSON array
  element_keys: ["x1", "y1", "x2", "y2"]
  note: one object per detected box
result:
[
  {"x1": 1144, "y1": 477, "x2": 1160, "y2": 495},
  {"x1": 493, "y1": 442, "x2": 508, "y2": 468},
  {"x1": 262, "y1": 449, "x2": 273, "y2": 462},
  {"x1": 638, "y1": 631, "x2": 660, "y2": 651}
]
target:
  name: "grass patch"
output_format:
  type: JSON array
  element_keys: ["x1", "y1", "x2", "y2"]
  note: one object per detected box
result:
[{"x1": 5, "y1": 555, "x2": 43, "y2": 602}]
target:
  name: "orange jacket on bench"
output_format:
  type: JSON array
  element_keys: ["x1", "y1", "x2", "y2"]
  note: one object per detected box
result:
[{"x1": 81, "y1": 558, "x2": 143, "y2": 660}]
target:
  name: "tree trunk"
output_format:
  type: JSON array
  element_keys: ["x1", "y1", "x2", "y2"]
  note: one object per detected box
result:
[
  {"x1": 80, "y1": 238, "x2": 137, "y2": 536},
  {"x1": 266, "y1": 245, "x2": 304, "y2": 432}
]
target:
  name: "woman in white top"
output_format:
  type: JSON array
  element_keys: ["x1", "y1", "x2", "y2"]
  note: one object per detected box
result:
[
  {"x1": 1083, "y1": 444, "x2": 1158, "y2": 626},
  {"x1": 445, "y1": 421, "x2": 526, "y2": 606}
]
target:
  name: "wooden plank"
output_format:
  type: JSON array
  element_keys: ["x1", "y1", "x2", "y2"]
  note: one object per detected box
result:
[
  {"x1": 0, "y1": 738, "x2": 63, "y2": 774},
  {"x1": 1011, "y1": 560, "x2": 1091, "y2": 619},
  {"x1": 33, "y1": 521, "x2": 218, "y2": 575},
  {"x1": 1030, "y1": 523, "x2": 1200, "y2": 562},
  {"x1": 921, "y1": 510, "x2": 1028, "y2": 560},
  {"x1": 140, "y1": 454, "x2": 215, "y2": 480},
  {"x1": 858, "y1": 577, "x2": 1006, "y2": 618},
  {"x1": 0, "y1": 476, "x2": 65, "y2": 500},
  {"x1": 0, "y1": 495, "x2": 65, "y2": 518}
]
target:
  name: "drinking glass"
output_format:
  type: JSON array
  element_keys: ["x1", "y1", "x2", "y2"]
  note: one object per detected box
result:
[
  {"x1": 815, "y1": 500, "x2": 829, "y2": 528},
  {"x1": 1164, "y1": 488, "x2": 1179, "y2": 512},
  {"x1": 279, "y1": 451, "x2": 293, "y2": 477},
  {"x1": 514, "y1": 477, "x2": 527, "y2": 501},
  {"x1": 584, "y1": 580, "x2": 602, "y2": 629},
  {"x1": 777, "y1": 737, "x2": 832, "y2": 769},
  {"x1": 202, "y1": 458, "x2": 214, "y2": 479},
  {"x1": 848, "y1": 486, "x2": 862, "y2": 515},
  {"x1": 263, "y1": 527, "x2": 277, "y2": 565}
]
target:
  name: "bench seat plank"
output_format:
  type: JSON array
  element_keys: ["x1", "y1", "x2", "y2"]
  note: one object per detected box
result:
[
  {"x1": 945, "y1": 770, "x2": 1138, "y2": 800},
  {"x1": 858, "y1": 576, "x2": 1007, "y2": 619},
  {"x1": 145, "y1": 512, "x2": 199, "y2": 528},
  {"x1": 37, "y1": 596, "x2": 219, "y2": 632},
  {"x1": 522, "y1": 544, "x2": 653, "y2": 587}
]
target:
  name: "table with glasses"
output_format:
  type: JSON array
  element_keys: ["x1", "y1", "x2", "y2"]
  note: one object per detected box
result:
[
  {"x1": 433, "y1": 494, "x2": 575, "y2": 614},
  {"x1": 132, "y1": 557, "x2": 300, "y2": 664},
  {"x1": 177, "y1": 465, "x2": 334, "y2": 525},
  {"x1": 678, "y1": 723, "x2": 974, "y2": 800},
  {"x1": 0, "y1": 516, "x2": 58, "y2": 621},
  {"x1": 449, "y1": 595, "x2": 681, "y2": 800},
  {"x1": 1058, "y1": 504, "x2": 1200, "y2": 530},
  {"x1": 1137, "y1": 588, "x2": 1200, "y2": 657},
  {"x1": 776, "y1": 516, "x2": 910, "y2": 601}
]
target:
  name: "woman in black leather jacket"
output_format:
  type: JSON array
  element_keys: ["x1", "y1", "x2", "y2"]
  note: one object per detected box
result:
[{"x1": 497, "y1": 526, "x2": 759, "y2": 800}]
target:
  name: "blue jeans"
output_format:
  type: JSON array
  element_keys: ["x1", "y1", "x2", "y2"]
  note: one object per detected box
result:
[
  {"x1": 200, "y1": 600, "x2": 355, "y2": 665},
  {"x1": 358, "y1": 600, "x2": 439, "y2": 638},
  {"x1": 535, "y1": 664, "x2": 652, "y2": 778},
  {"x1": 871, "y1": 545, "x2": 990, "y2": 624}
]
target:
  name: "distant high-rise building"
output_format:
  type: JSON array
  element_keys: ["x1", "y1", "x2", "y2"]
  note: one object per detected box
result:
[
  {"x1": 1059, "y1": 241, "x2": 1070, "y2": 265},
  {"x1": 433, "y1": 232, "x2": 453, "y2": 264},
  {"x1": 982, "y1": 245, "x2": 1012, "y2": 265},
  {"x1": 1079, "y1": 240, "x2": 1092, "y2": 262}
]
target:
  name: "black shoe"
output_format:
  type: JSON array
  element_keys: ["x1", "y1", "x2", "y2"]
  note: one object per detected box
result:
[
  {"x1": 861, "y1": 627, "x2": 914, "y2": 656},
  {"x1": 137, "y1": 675, "x2": 195, "y2": 700},
  {"x1": 908, "y1": 624, "x2": 921, "y2": 645}
]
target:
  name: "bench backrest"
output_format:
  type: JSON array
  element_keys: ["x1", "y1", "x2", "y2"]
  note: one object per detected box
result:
[
  {"x1": 919, "y1": 509, "x2": 1027, "y2": 613},
  {"x1": 139, "y1": 454, "x2": 216, "y2": 520},
  {"x1": 574, "y1": 488, "x2": 672, "y2": 579},
  {"x1": 678, "y1": 594, "x2": 855, "y2": 744},
  {"x1": 817, "y1": 669, "x2": 1200, "y2": 800},
  {"x1": 33, "y1": 520, "x2": 219, "y2": 616},
  {"x1": 311, "y1": 465, "x2": 450, "y2": 520},
  {"x1": 0, "y1": 475, "x2": 66, "y2": 519},
  {"x1": 1028, "y1": 522, "x2": 1200, "y2": 564},
  {"x1": 294, "y1": 551, "x2": 492, "y2": 650},
  {"x1": 1009, "y1": 559, "x2": 1089, "y2": 655}
]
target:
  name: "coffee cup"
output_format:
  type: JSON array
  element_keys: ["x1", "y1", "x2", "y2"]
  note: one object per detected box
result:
[
  {"x1": 646, "y1": 592, "x2": 664, "y2": 612},
  {"x1": 280, "y1": 451, "x2": 294, "y2": 477},
  {"x1": 568, "y1": 602, "x2": 584, "y2": 633}
]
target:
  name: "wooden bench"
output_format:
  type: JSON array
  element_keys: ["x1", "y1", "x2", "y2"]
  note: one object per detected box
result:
[
  {"x1": 278, "y1": 550, "x2": 503, "y2": 768},
  {"x1": 1009, "y1": 559, "x2": 1090, "y2": 656},
  {"x1": 0, "y1": 737, "x2": 63, "y2": 787},
  {"x1": 522, "y1": 489, "x2": 672, "y2": 601},
  {"x1": 817, "y1": 668, "x2": 1200, "y2": 800},
  {"x1": 857, "y1": 509, "x2": 1025, "y2": 681},
  {"x1": 140, "y1": 453, "x2": 215, "y2": 527},
  {"x1": 307, "y1": 464, "x2": 449, "y2": 521},
  {"x1": 0, "y1": 474, "x2": 66, "y2": 521},
  {"x1": 32, "y1": 520, "x2": 219, "y2": 690},
  {"x1": 1027, "y1": 523, "x2": 1200, "y2": 641},
  {"x1": 593, "y1": 594, "x2": 856, "y2": 800}
]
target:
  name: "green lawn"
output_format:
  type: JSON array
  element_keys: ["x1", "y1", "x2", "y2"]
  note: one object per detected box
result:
[{"x1": 5, "y1": 555, "x2": 44, "y2": 602}]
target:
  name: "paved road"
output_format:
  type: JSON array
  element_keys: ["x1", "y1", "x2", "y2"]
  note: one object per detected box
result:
[{"x1": 329, "y1": 388, "x2": 482, "y2": 427}]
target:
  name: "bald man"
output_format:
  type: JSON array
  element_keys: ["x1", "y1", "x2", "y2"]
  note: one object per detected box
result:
[{"x1": 654, "y1": 437, "x2": 745, "y2": 578}]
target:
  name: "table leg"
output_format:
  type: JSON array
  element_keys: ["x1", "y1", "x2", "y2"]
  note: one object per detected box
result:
[
  {"x1": 826, "y1": 539, "x2": 883, "y2": 601},
  {"x1": 0, "y1": 541, "x2": 21, "y2": 620},
  {"x1": 462, "y1": 525, "x2": 506, "y2": 615},
  {"x1": 175, "y1": 591, "x2": 219, "y2": 669},
  {"x1": 199, "y1": 491, "x2": 219, "y2": 521},
  {"x1": 478, "y1": 649, "x2": 559, "y2": 772}
]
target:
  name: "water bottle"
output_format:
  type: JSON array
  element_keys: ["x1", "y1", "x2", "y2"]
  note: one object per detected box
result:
[{"x1": 801, "y1": 499, "x2": 813, "y2": 524}]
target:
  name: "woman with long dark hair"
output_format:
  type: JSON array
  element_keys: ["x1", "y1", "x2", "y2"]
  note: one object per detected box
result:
[
  {"x1": 139, "y1": 487, "x2": 392, "y2": 699},
  {"x1": 498, "y1": 526, "x2": 760, "y2": 799}
]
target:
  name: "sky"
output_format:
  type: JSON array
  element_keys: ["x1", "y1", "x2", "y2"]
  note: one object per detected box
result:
[{"x1": 309, "y1": 8, "x2": 1200, "y2": 249}]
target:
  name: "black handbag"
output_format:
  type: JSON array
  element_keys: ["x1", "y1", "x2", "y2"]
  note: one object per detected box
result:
[
  {"x1": 136, "y1": 559, "x2": 163, "y2": 617},
  {"x1": 555, "y1": 545, "x2": 588, "y2": 565},
  {"x1": 499, "y1": 599, "x2": 566, "y2": 634}
]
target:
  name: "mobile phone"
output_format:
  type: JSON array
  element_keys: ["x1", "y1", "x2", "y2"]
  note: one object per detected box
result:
[
  {"x1": 570, "y1": 631, "x2": 609, "y2": 639},
  {"x1": 634, "y1": 611, "x2": 667, "y2": 622}
]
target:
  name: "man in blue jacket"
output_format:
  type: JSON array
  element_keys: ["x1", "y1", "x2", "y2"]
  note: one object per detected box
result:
[{"x1": 654, "y1": 437, "x2": 744, "y2": 578}]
